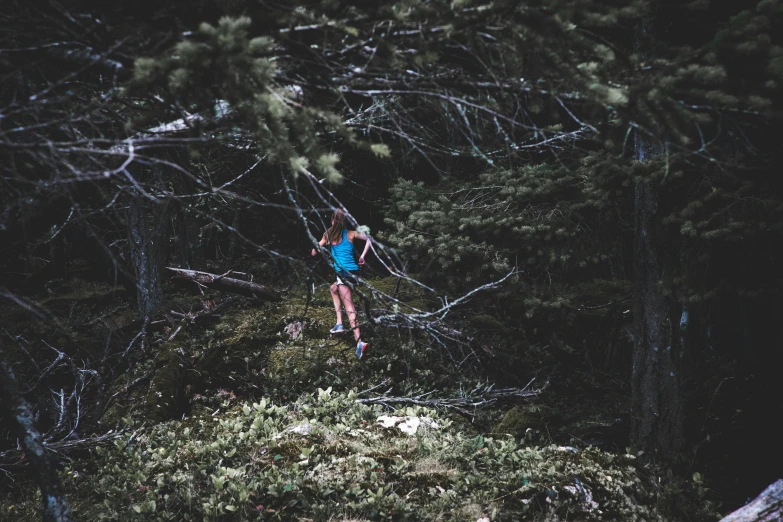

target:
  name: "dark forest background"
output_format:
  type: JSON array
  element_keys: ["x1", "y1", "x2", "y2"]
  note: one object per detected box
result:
[{"x1": 1, "y1": 1, "x2": 782, "y2": 520}]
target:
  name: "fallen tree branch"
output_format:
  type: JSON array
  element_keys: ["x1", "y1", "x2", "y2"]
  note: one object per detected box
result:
[
  {"x1": 166, "y1": 267, "x2": 282, "y2": 301},
  {"x1": 0, "y1": 431, "x2": 123, "y2": 470},
  {"x1": 719, "y1": 479, "x2": 783, "y2": 522},
  {"x1": 356, "y1": 378, "x2": 547, "y2": 415}
]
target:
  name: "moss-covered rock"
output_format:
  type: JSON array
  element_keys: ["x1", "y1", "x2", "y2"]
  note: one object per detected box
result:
[
  {"x1": 492, "y1": 405, "x2": 548, "y2": 438},
  {"x1": 266, "y1": 341, "x2": 354, "y2": 393},
  {"x1": 192, "y1": 305, "x2": 281, "y2": 392}
]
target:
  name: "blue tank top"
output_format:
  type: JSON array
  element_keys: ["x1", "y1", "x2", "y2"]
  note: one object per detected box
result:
[{"x1": 330, "y1": 229, "x2": 359, "y2": 272}]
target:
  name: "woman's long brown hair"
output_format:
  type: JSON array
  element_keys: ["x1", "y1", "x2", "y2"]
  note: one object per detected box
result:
[{"x1": 325, "y1": 209, "x2": 347, "y2": 244}]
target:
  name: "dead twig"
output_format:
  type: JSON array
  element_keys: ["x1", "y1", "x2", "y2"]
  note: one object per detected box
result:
[
  {"x1": 0, "y1": 431, "x2": 124, "y2": 469},
  {"x1": 356, "y1": 378, "x2": 547, "y2": 415}
]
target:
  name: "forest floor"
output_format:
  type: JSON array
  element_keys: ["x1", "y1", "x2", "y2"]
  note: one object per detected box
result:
[{"x1": 0, "y1": 262, "x2": 718, "y2": 521}]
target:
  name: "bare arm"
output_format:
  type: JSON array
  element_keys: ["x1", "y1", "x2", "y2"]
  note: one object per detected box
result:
[
  {"x1": 311, "y1": 234, "x2": 327, "y2": 256},
  {"x1": 353, "y1": 230, "x2": 372, "y2": 265}
]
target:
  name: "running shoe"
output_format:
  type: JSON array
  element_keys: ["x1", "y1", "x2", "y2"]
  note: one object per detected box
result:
[
  {"x1": 356, "y1": 341, "x2": 368, "y2": 360},
  {"x1": 329, "y1": 323, "x2": 345, "y2": 334}
]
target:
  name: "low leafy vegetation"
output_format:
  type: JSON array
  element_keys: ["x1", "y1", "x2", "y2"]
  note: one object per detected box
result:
[{"x1": 9, "y1": 388, "x2": 678, "y2": 521}]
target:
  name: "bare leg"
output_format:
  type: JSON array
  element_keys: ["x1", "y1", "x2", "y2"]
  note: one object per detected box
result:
[
  {"x1": 330, "y1": 283, "x2": 343, "y2": 325},
  {"x1": 338, "y1": 284, "x2": 361, "y2": 342}
]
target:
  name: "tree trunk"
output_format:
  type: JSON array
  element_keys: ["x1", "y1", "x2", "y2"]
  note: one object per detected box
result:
[
  {"x1": 167, "y1": 267, "x2": 282, "y2": 301},
  {"x1": 719, "y1": 480, "x2": 783, "y2": 522},
  {"x1": 0, "y1": 341, "x2": 73, "y2": 522},
  {"x1": 630, "y1": 138, "x2": 684, "y2": 457},
  {"x1": 628, "y1": 14, "x2": 685, "y2": 458},
  {"x1": 127, "y1": 195, "x2": 169, "y2": 319},
  {"x1": 226, "y1": 208, "x2": 241, "y2": 268},
  {"x1": 175, "y1": 208, "x2": 202, "y2": 270},
  {"x1": 170, "y1": 165, "x2": 203, "y2": 270}
]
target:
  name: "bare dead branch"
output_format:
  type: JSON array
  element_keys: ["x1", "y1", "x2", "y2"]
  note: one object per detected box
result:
[
  {"x1": 0, "y1": 341, "x2": 74, "y2": 521},
  {"x1": 166, "y1": 267, "x2": 282, "y2": 301},
  {"x1": 356, "y1": 378, "x2": 547, "y2": 415},
  {"x1": 719, "y1": 480, "x2": 783, "y2": 522}
]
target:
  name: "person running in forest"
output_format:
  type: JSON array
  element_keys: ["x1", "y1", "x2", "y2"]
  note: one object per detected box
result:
[{"x1": 311, "y1": 209, "x2": 372, "y2": 360}]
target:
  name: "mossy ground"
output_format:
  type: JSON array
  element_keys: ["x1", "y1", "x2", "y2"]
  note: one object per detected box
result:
[
  {"x1": 1, "y1": 273, "x2": 718, "y2": 521},
  {"x1": 103, "y1": 278, "x2": 374, "y2": 426}
]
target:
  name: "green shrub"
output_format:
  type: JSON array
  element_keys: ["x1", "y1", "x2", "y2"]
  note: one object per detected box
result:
[{"x1": 7, "y1": 390, "x2": 669, "y2": 521}]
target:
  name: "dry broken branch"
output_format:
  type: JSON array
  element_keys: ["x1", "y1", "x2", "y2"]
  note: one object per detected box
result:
[
  {"x1": 719, "y1": 480, "x2": 783, "y2": 522},
  {"x1": 166, "y1": 267, "x2": 282, "y2": 301},
  {"x1": 0, "y1": 431, "x2": 123, "y2": 470},
  {"x1": 355, "y1": 378, "x2": 547, "y2": 415}
]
